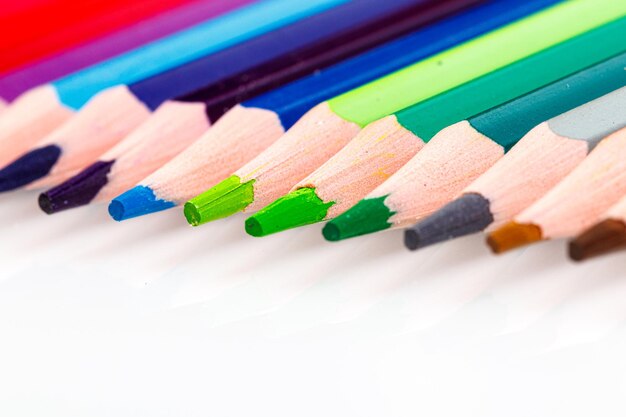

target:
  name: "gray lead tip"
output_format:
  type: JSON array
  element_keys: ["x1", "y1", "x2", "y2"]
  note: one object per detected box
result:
[{"x1": 404, "y1": 193, "x2": 494, "y2": 251}]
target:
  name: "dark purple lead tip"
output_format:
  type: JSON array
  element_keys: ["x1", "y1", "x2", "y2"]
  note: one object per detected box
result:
[
  {"x1": 38, "y1": 160, "x2": 115, "y2": 214},
  {"x1": 0, "y1": 145, "x2": 61, "y2": 192}
]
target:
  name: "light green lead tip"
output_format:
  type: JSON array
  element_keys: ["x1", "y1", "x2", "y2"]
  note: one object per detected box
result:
[
  {"x1": 184, "y1": 175, "x2": 255, "y2": 226},
  {"x1": 322, "y1": 196, "x2": 394, "y2": 241},
  {"x1": 245, "y1": 187, "x2": 334, "y2": 237}
]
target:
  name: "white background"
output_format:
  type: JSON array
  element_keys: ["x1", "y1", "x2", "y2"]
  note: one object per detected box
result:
[{"x1": 1, "y1": 189, "x2": 625, "y2": 416}]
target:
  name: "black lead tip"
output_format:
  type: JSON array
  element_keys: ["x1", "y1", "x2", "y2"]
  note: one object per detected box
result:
[
  {"x1": 404, "y1": 193, "x2": 494, "y2": 250},
  {"x1": 38, "y1": 160, "x2": 115, "y2": 214},
  {"x1": 0, "y1": 145, "x2": 61, "y2": 192}
]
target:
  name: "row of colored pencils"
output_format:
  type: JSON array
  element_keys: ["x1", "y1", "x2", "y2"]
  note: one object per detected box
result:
[{"x1": 2, "y1": 0, "x2": 626, "y2": 263}]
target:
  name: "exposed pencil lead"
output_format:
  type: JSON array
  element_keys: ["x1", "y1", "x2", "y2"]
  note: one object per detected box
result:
[
  {"x1": 108, "y1": 185, "x2": 175, "y2": 221},
  {"x1": 0, "y1": 145, "x2": 61, "y2": 192},
  {"x1": 569, "y1": 219, "x2": 626, "y2": 261},
  {"x1": 487, "y1": 221, "x2": 543, "y2": 254},
  {"x1": 39, "y1": 160, "x2": 115, "y2": 214},
  {"x1": 184, "y1": 175, "x2": 255, "y2": 226},
  {"x1": 404, "y1": 193, "x2": 494, "y2": 250},
  {"x1": 323, "y1": 196, "x2": 394, "y2": 241},
  {"x1": 245, "y1": 187, "x2": 333, "y2": 237}
]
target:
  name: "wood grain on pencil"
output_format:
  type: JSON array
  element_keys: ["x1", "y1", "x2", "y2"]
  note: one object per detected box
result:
[{"x1": 488, "y1": 127, "x2": 626, "y2": 253}]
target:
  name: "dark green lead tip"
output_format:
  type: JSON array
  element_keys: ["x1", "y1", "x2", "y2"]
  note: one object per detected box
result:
[
  {"x1": 184, "y1": 175, "x2": 255, "y2": 226},
  {"x1": 322, "y1": 195, "x2": 394, "y2": 241},
  {"x1": 245, "y1": 187, "x2": 333, "y2": 237}
]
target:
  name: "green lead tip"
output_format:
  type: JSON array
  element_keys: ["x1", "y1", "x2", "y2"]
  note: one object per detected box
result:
[
  {"x1": 245, "y1": 187, "x2": 333, "y2": 237},
  {"x1": 184, "y1": 175, "x2": 255, "y2": 226},
  {"x1": 322, "y1": 196, "x2": 394, "y2": 241}
]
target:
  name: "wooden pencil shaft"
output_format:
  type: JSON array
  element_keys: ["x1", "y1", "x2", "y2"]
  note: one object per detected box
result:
[
  {"x1": 50, "y1": 0, "x2": 349, "y2": 110},
  {"x1": 0, "y1": 0, "x2": 248, "y2": 102},
  {"x1": 175, "y1": 0, "x2": 482, "y2": 121},
  {"x1": 128, "y1": 0, "x2": 470, "y2": 112},
  {"x1": 395, "y1": 16, "x2": 626, "y2": 142},
  {"x1": 241, "y1": 0, "x2": 563, "y2": 130},
  {"x1": 468, "y1": 51, "x2": 626, "y2": 150},
  {"x1": 328, "y1": 0, "x2": 626, "y2": 127}
]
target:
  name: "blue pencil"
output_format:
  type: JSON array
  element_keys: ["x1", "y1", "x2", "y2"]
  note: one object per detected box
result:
[{"x1": 107, "y1": 0, "x2": 562, "y2": 221}]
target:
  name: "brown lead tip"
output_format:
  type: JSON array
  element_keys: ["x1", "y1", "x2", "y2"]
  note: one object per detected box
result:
[
  {"x1": 569, "y1": 219, "x2": 626, "y2": 262},
  {"x1": 487, "y1": 221, "x2": 543, "y2": 254}
]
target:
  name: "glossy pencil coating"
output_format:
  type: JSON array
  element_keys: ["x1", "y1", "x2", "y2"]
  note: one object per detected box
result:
[
  {"x1": 327, "y1": 0, "x2": 626, "y2": 126},
  {"x1": 186, "y1": 0, "x2": 600, "y2": 227},
  {"x1": 0, "y1": 0, "x2": 254, "y2": 102},
  {"x1": 328, "y1": 50, "x2": 626, "y2": 242},
  {"x1": 0, "y1": 0, "x2": 198, "y2": 74},
  {"x1": 117, "y1": 0, "x2": 551, "y2": 221},
  {"x1": 246, "y1": 17, "x2": 626, "y2": 237},
  {"x1": 54, "y1": 0, "x2": 349, "y2": 110}
]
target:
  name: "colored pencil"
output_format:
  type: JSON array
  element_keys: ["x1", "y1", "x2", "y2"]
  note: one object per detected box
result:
[
  {"x1": 570, "y1": 193, "x2": 626, "y2": 261},
  {"x1": 242, "y1": 19, "x2": 626, "y2": 237},
  {"x1": 407, "y1": 85, "x2": 626, "y2": 250},
  {"x1": 0, "y1": 0, "x2": 253, "y2": 102},
  {"x1": 38, "y1": 0, "x2": 477, "y2": 213},
  {"x1": 182, "y1": 0, "x2": 618, "y2": 228},
  {"x1": 0, "y1": 0, "x2": 346, "y2": 175},
  {"x1": 487, "y1": 126, "x2": 626, "y2": 254},
  {"x1": 108, "y1": 0, "x2": 561, "y2": 221},
  {"x1": 326, "y1": 51, "x2": 626, "y2": 242},
  {"x1": 0, "y1": 0, "x2": 197, "y2": 74}
]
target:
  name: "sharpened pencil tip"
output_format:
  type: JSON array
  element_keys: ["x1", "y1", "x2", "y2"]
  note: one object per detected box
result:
[
  {"x1": 108, "y1": 185, "x2": 175, "y2": 221},
  {"x1": 245, "y1": 187, "x2": 333, "y2": 237},
  {"x1": 38, "y1": 160, "x2": 115, "y2": 214},
  {"x1": 322, "y1": 196, "x2": 394, "y2": 241},
  {"x1": 0, "y1": 145, "x2": 61, "y2": 192},
  {"x1": 569, "y1": 219, "x2": 626, "y2": 261},
  {"x1": 184, "y1": 175, "x2": 255, "y2": 226},
  {"x1": 487, "y1": 221, "x2": 543, "y2": 254},
  {"x1": 404, "y1": 193, "x2": 494, "y2": 251}
]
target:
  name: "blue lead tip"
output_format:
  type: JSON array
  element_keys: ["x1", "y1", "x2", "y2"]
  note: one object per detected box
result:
[
  {"x1": 108, "y1": 185, "x2": 175, "y2": 221},
  {"x1": 0, "y1": 145, "x2": 61, "y2": 192}
]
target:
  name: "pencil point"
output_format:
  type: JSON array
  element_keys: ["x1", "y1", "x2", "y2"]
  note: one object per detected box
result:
[
  {"x1": 245, "y1": 187, "x2": 333, "y2": 237},
  {"x1": 184, "y1": 175, "x2": 255, "y2": 226},
  {"x1": 0, "y1": 145, "x2": 61, "y2": 192},
  {"x1": 569, "y1": 219, "x2": 626, "y2": 261},
  {"x1": 108, "y1": 185, "x2": 175, "y2": 221},
  {"x1": 404, "y1": 193, "x2": 494, "y2": 250},
  {"x1": 38, "y1": 160, "x2": 115, "y2": 214},
  {"x1": 322, "y1": 196, "x2": 393, "y2": 241},
  {"x1": 487, "y1": 221, "x2": 543, "y2": 254}
]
